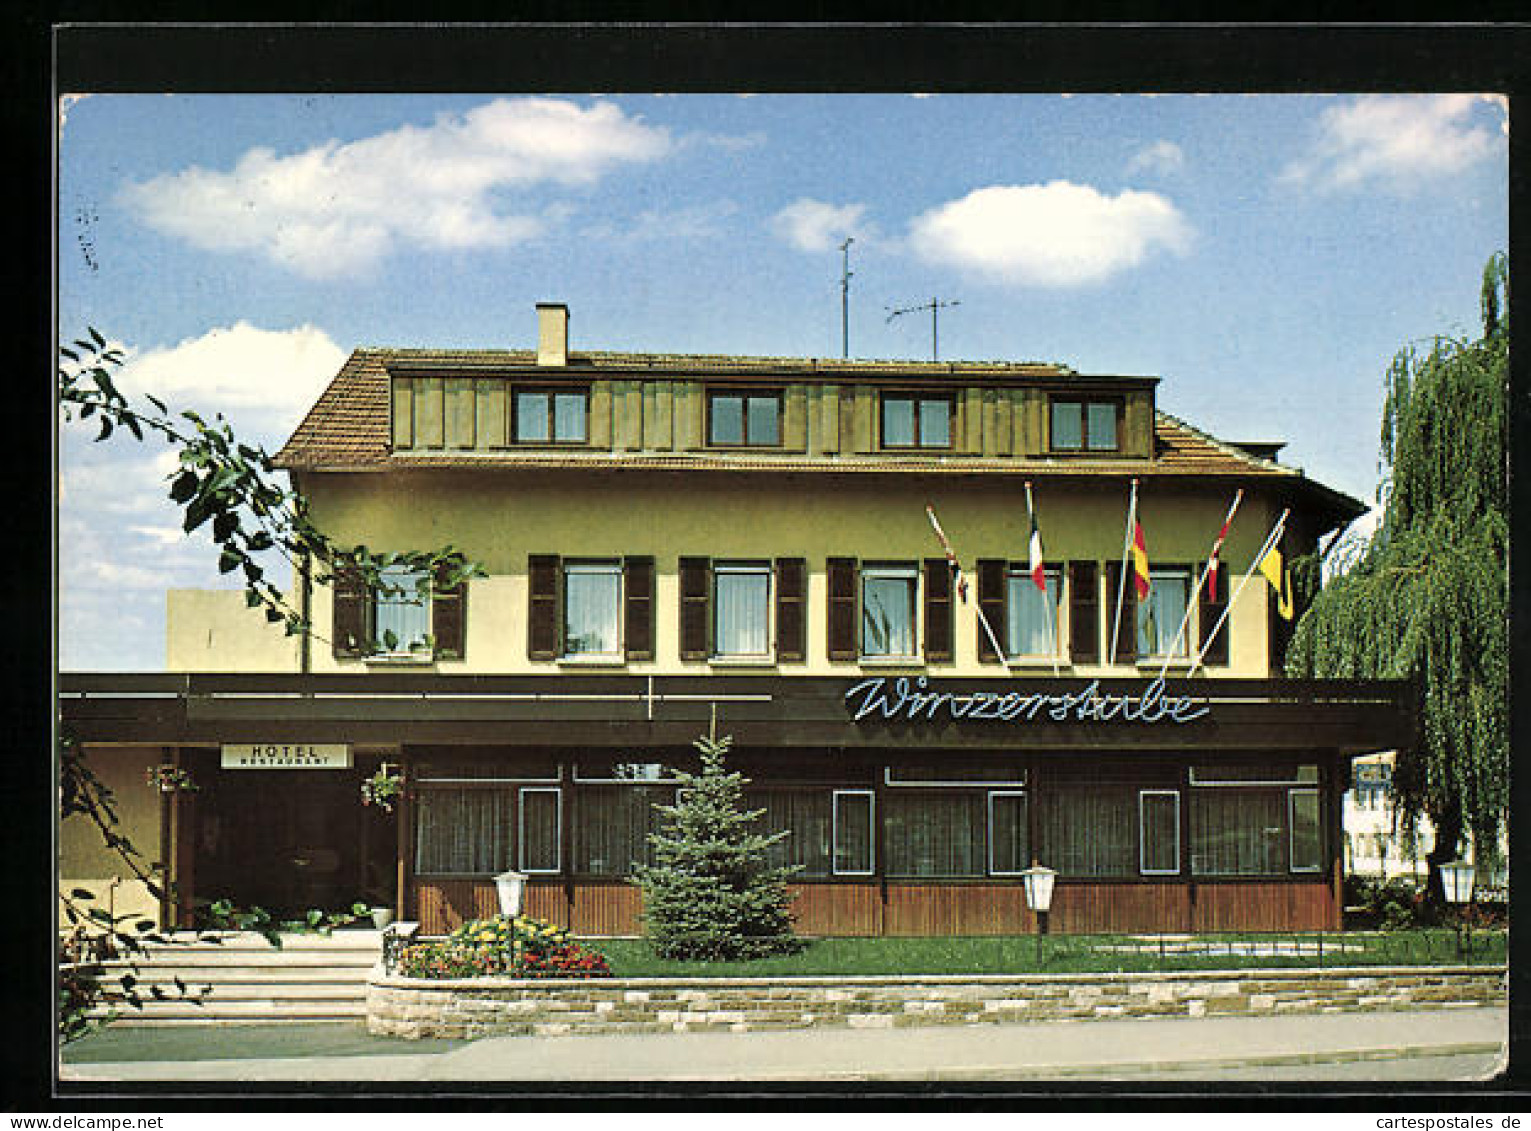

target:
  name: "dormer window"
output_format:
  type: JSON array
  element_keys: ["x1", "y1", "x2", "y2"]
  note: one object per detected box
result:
[
  {"x1": 1050, "y1": 397, "x2": 1121, "y2": 453},
  {"x1": 708, "y1": 390, "x2": 782, "y2": 447},
  {"x1": 881, "y1": 393, "x2": 952, "y2": 449},
  {"x1": 515, "y1": 388, "x2": 588, "y2": 444}
]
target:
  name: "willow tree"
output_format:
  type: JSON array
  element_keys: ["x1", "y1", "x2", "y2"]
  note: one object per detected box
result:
[{"x1": 1286, "y1": 253, "x2": 1508, "y2": 893}]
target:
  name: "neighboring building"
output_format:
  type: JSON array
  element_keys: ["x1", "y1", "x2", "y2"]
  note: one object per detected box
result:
[{"x1": 61, "y1": 304, "x2": 1417, "y2": 936}]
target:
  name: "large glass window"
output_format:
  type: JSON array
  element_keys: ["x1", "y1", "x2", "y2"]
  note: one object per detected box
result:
[
  {"x1": 1006, "y1": 568, "x2": 1061, "y2": 658},
  {"x1": 1289, "y1": 789, "x2": 1323, "y2": 873},
  {"x1": 989, "y1": 791, "x2": 1030, "y2": 876},
  {"x1": 1140, "y1": 790, "x2": 1181, "y2": 875},
  {"x1": 883, "y1": 792, "x2": 986, "y2": 878},
  {"x1": 515, "y1": 389, "x2": 587, "y2": 444},
  {"x1": 519, "y1": 788, "x2": 561, "y2": 874},
  {"x1": 746, "y1": 789, "x2": 832, "y2": 878},
  {"x1": 881, "y1": 394, "x2": 951, "y2": 449},
  {"x1": 1189, "y1": 790, "x2": 1288, "y2": 876},
  {"x1": 709, "y1": 391, "x2": 782, "y2": 447},
  {"x1": 563, "y1": 562, "x2": 622, "y2": 657},
  {"x1": 373, "y1": 564, "x2": 431, "y2": 654},
  {"x1": 571, "y1": 785, "x2": 673, "y2": 875},
  {"x1": 714, "y1": 563, "x2": 771, "y2": 658},
  {"x1": 1137, "y1": 568, "x2": 1191, "y2": 658},
  {"x1": 862, "y1": 565, "x2": 918, "y2": 658},
  {"x1": 833, "y1": 790, "x2": 874, "y2": 875},
  {"x1": 1038, "y1": 786, "x2": 1137, "y2": 877},
  {"x1": 414, "y1": 789, "x2": 517, "y2": 875}
]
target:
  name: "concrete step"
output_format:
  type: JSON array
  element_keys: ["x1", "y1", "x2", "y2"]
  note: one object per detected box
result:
[
  {"x1": 127, "y1": 982, "x2": 367, "y2": 1001},
  {"x1": 127, "y1": 969, "x2": 377, "y2": 986},
  {"x1": 103, "y1": 1001, "x2": 368, "y2": 1025}
]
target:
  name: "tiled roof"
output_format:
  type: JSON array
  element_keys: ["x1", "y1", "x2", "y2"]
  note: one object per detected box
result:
[{"x1": 274, "y1": 348, "x2": 1364, "y2": 521}]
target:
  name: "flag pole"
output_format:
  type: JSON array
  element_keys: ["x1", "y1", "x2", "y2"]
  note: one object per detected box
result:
[
  {"x1": 1156, "y1": 489, "x2": 1244, "y2": 683},
  {"x1": 1186, "y1": 508, "x2": 1289, "y2": 678},
  {"x1": 1108, "y1": 478, "x2": 1138, "y2": 666},
  {"x1": 1025, "y1": 481, "x2": 1060, "y2": 676},
  {"x1": 927, "y1": 504, "x2": 1009, "y2": 670}
]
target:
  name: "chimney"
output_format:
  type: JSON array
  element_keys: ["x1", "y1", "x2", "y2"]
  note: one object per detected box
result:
[{"x1": 536, "y1": 302, "x2": 569, "y2": 366}]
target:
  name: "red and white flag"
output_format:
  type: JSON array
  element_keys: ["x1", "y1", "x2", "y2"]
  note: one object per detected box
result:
[
  {"x1": 925, "y1": 505, "x2": 970, "y2": 603},
  {"x1": 1028, "y1": 505, "x2": 1046, "y2": 591},
  {"x1": 1204, "y1": 490, "x2": 1244, "y2": 603}
]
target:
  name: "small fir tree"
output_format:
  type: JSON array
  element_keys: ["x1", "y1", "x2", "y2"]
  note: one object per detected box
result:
[{"x1": 632, "y1": 731, "x2": 803, "y2": 960}]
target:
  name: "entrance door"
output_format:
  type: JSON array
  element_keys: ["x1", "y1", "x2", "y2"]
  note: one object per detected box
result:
[{"x1": 189, "y1": 760, "x2": 373, "y2": 921}]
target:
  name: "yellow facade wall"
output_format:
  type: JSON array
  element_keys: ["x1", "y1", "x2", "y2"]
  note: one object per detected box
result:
[
  {"x1": 59, "y1": 745, "x2": 165, "y2": 927},
  {"x1": 292, "y1": 469, "x2": 1285, "y2": 679},
  {"x1": 166, "y1": 588, "x2": 302, "y2": 671}
]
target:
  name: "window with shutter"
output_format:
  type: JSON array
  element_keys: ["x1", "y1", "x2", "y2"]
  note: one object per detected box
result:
[
  {"x1": 527, "y1": 554, "x2": 560, "y2": 660},
  {"x1": 431, "y1": 563, "x2": 467, "y2": 659},
  {"x1": 679, "y1": 557, "x2": 711, "y2": 661},
  {"x1": 1199, "y1": 558, "x2": 1229, "y2": 666},
  {"x1": 826, "y1": 557, "x2": 858, "y2": 661},
  {"x1": 976, "y1": 559, "x2": 1006, "y2": 663},
  {"x1": 775, "y1": 558, "x2": 806, "y2": 662},
  {"x1": 1072, "y1": 560, "x2": 1102, "y2": 663},
  {"x1": 923, "y1": 558, "x2": 953, "y2": 663},
  {"x1": 623, "y1": 556, "x2": 654, "y2": 661},
  {"x1": 331, "y1": 560, "x2": 368, "y2": 659}
]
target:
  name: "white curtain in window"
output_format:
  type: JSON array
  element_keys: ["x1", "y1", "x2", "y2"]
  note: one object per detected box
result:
[
  {"x1": 715, "y1": 568, "x2": 770, "y2": 655},
  {"x1": 564, "y1": 565, "x2": 621, "y2": 655},
  {"x1": 1137, "y1": 570, "x2": 1188, "y2": 657},
  {"x1": 375, "y1": 565, "x2": 430, "y2": 650},
  {"x1": 1007, "y1": 573, "x2": 1059, "y2": 656},
  {"x1": 553, "y1": 393, "x2": 586, "y2": 442},
  {"x1": 863, "y1": 573, "x2": 915, "y2": 656}
]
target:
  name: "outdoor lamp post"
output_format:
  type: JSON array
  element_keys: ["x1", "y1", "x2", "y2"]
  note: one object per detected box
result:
[
  {"x1": 494, "y1": 870, "x2": 528, "y2": 918},
  {"x1": 1020, "y1": 862, "x2": 1057, "y2": 967},
  {"x1": 1439, "y1": 859, "x2": 1476, "y2": 958}
]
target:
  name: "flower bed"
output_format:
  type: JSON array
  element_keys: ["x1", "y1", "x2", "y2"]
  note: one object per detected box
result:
[{"x1": 394, "y1": 915, "x2": 612, "y2": 981}]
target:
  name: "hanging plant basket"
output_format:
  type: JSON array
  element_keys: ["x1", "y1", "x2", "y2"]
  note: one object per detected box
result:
[
  {"x1": 145, "y1": 765, "x2": 198, "y2": 794},
  {"x1": 361, "y1": 767, "x2": 403, "y2": 813}
]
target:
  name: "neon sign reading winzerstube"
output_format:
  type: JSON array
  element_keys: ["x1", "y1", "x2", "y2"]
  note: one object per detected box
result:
[{"x1": 845, "y1": 675, "x2": 1210, "y2": 725}]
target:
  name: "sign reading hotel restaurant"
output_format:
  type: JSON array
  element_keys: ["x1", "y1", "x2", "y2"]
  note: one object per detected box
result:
[
  {"x1": 221, "y1": 744, "x2": 353, "y2": 770},
  {"x1": 845, "y1": 675, "x2": 1210, "y2": 726}
]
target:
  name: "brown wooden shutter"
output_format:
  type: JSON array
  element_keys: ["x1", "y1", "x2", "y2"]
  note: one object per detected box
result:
[
  {"x1": 679, "y1": 557, "x2": 711, "y2": 661},
  {"x1": 527, "y1": 554, "x2": 560, "y2": 660},
  {"x1": 1199, "y1": 556, "x2": 1229, "y2": 667},
  {"x1": 623, "y1": 556, "x2": 654, "y2": 661},
  {"x1": 1073, "y1": 560, "x2": 1103, "y2": 663},
  {"x1": 430, "y1": 563, "x2": 467, "y2": 660},
  {"x1": 826, "y1": 557, "x2": 858, "y2": 661},
  {"x1": 922, "y1": 558, "x2": 953, "y2": 663},
  {"x1": 331, "y1": 558, "x2": 368, "y2": 660},
  {"x1": 775, "y1": 558, "x2": 806, "y2": 662},
  {"x1": 976, "y1": 559, "x2": 1006, "y2": 663}
]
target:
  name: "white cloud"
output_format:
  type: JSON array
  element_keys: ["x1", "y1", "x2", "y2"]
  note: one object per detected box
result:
[
  {"x1": 114, "y1": 322, "x2": 347, "y2": 438},
  {"x1": 771, "y1": 198, "x2": 868, "y2": 253},
  {"x1": 1280, "y1": 94, "x2": 1503, "y2": 192},
  {"x1": 119, "y1": 98, "x2": 672, "y2": 278},
  {"x1": 1126, "y1": 140, "x2": 1185, "y2": 177},
  {"x1": 906, "y1": 181, "x2": 1193, "y2": 287}
]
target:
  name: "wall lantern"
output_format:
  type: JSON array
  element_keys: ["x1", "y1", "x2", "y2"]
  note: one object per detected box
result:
[
  {"x1": 1020, "y1": 862, "x2": 1057, "y2": 966},
  {"x1": 494, "y1": 870, "x2": 529, "y2": 918},
  {"x1": 1439, "y1": 859, "x2": 1476, "y2": 958}
]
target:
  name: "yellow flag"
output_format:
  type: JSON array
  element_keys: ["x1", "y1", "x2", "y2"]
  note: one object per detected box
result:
[{"x1": 1257, "y1": 543, "x2": 1294, "y2": 619}]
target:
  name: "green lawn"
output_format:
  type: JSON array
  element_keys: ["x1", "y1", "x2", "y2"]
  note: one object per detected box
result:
[{"x1": 591, "y1": 929, "x2": 1507, "y2": 978}]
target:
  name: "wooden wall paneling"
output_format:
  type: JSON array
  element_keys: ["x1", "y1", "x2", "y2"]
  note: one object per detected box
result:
[
  {"x1": 885, "y1": 884, "x2": 1034, "y2": 936},
  {"x1": 445, "y1": 377, "x2": 475, "y2": 449},
  {"x1": 588, "y1": 382, "x2": 613, "y2": 449},
  {"x1": 785, "y1": 883, "x2": 882, "y2": 936},
  {"x1": 416, "y1": 377, "x2": 445, "y2": 448},
  {"x1": 475, "y1": 379, "x2": 507, "y2": 449},
  {"x1": 1189, "y1": 882, "x2": 1332, "y2": 933},
  {"x1": 569, "y1": 881, "x2": 643, "y2": 936},
  {"x1": 392, "y1": 379, "x2": 414, "y2": 449},
  {"x1": 783, "y1": 384, "x2": 808, "y2": 452},
  {"x1": 818, "y1": 384, "x2": 839, "y2": 455},
  {"x1": 1049, "y1": 883, "x2": 1190, "y2": 934}
]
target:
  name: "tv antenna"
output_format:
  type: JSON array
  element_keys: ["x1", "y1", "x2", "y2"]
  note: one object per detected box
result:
[
  {"x1": 887, "y1": 296, "x2": 960, "y2": 361},
  {"x1": 839, "y1": 237, "x2": 854, "y2": 359}
]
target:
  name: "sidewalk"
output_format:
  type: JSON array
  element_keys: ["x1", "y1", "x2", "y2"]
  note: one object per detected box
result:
[{"x1": 60, "y1": 1006, "x2": 1508, "y2": 1084}]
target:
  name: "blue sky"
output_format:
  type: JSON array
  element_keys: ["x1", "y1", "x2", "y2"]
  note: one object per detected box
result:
[{"x1": 57, "y1": 93, "x2": 1508, "y2": 670}]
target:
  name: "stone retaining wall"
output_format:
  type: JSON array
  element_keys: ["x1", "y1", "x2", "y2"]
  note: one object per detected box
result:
[{"x1": 367, "y1": 967, "x2": 1506, "y2": 1040}]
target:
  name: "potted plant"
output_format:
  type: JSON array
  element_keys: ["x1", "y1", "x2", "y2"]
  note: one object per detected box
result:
[
  {"x1": 145, "y1": 765, "x2": 198, "y2": 793},
  {"x1": 360, "y1": 765, "x2": 403, "y2": 813}
]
